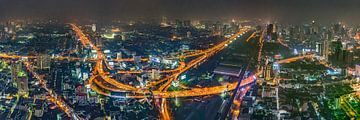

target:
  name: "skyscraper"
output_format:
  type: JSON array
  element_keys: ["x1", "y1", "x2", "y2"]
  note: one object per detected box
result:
[
  {"x1": 149, "y1": 69, "x2": 160, "y2": 80},
  {"x1": 323, "y1": 39, "x2": 329, "y2": 61},
  {"x1": 264, "y1": 63, "x2": 273, "y2": 81},
  {"x1": 11, "y1": 62, "x2": 29, "y2": 96},
  {"x1": 267, "y1": 24, "x2": 274, "y2": 36},
  {"x1": 91, "y1": 24, "x2": 97, "y2": 32},
  {"x1": 334, "y1": 41, "x2": 342, "y2": 60},
  {"x1": 16, "y1": 73, "x2": 29, "y2": 96},
  {"x1": 116, "y1": 52, "x2": 122, "y2": 60},
  {"x1": 316, "y1": 42, "x2": 323, "y2": 55}
]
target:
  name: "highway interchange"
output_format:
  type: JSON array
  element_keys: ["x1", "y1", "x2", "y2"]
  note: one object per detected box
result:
[{"x1": 0, "y1": 24, "x2": 315, "y2": 120}]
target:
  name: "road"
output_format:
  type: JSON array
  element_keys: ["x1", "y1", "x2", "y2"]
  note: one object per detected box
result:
[
  {"x1": 81, "y1": 23, "x2": 313, "y2": 99},
  {"x1": 24, "y1": 61, "x2": 82, "y2": 120},
  {"x1": 88, "y1": 28, "x2": 251, "y2": 95},
  {"x1": 0, "y1": 24, "x2": 316, "y2": 120}
]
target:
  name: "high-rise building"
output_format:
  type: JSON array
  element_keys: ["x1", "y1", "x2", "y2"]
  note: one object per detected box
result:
[
  {"x1": 116, "y1": 52, "x2": 122, "y2": 60},
  {"x1": 121, "y1": 34, "x2": 126, "y2": 41},
  {"x1": 95, "y1": 37, "x2": 103, "y2": 48},
  {"x1": 161, "y1": 16, "x2": 168, "y2": 25},
  {"x1": 10, "y1": 62, "x2": 18, "y2": 82},
  {"x1": 133, "y1": 56, "x2": 141, "y2": 64},
  {"x1": 34, "y1": 108, "x2": 44, "y2": 117},
  {"x1": 332, "y1": 40, "x2": 343, "y2": 61},
  {"x1": 343, "y1": 50, "x2": 353, "y2": 65},
  {"x1": 355, "y1": 64, "x2": 360, "y2": 77},
  {"x1": 183, "y1": 20, "x2": 191, "y2": 27},
  {"x1": 175, "y1": 19, "x2": 183, "y2": 28},
  {"x1": 323, "y1": 39, "x2": 329, "y2": 61},
  {"x1": 333, "y1": 23, "x2": 341, "y2": 34},
  {"x1": 149, "y1": 69, "x2": 160, "y2": 80},
  {"x1": 316, "y1": 42, "x2": 323, "y2": 55},
  {"x1": 91, "y1": 24, "x2": 96, "y2": 32},
  {"x1": 17, "y1": 75, "x2": 29, "y2": 96},
  {"x1": 36, "y1": 54, "x2": 51, "y2": 69},
  {"x1": 266, "y1": 24, "x2": 278, "y2": 41},
  {"x1": 264, "y1": 63, "x2": 273, "y2": 81},
  {"x1": 186, "y1": 31, "x2": 191, "y2": 38},
  {"x1": 310, "y1": 20, "x2": 319, "y2": 34},
  {"x1": 267, "y1": 24, "x2": 274, "y2": 35},
  {"x1": 11, "y1": 62, "x2": 29, "y2": 96}
]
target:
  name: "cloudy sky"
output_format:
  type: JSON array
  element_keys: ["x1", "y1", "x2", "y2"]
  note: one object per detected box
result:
[{"x1": 1, "y1": 0, "x2": 360, "y2": 24}]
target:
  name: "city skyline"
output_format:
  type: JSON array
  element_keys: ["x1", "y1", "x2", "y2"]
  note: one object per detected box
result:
[
  {"x1": 0, "y1": 1, "x2": 359, "y2": 120},
  {"x1": 1, "y1": 0, "x2": 360, "y2": 24}
]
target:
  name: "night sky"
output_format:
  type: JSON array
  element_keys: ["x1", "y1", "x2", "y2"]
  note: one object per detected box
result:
[{"x1": 1, "y1": 0, "x2": 360, "y2": 24}]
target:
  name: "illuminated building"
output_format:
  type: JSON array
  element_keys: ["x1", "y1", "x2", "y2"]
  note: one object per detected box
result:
[
  {"x1": 316, "y1": 42, "x2": 322, "y2": 55},
  {"x1": 267, "y1": 24, "x2": 274, "y2": 35},
  {"x1": 344, "y1": 50, "x2": 353, "y2": 65},
  {"x1": 34, "y1": 108, "x2": 44, "y2": 117},
  {"x1": 354, "y1": 32, "x2": 360, "y2": 40},
  {"x1": 91, "y1": 24, "x2": 96, "y2": 32},
  {"x1": 10, "y1": 62, "x2": 21, "y2": 82},
  {"x1": 186, "y1": 31, "x2": 191, "y2": 38},
  {"x1": 175, "y1": 19, "x2": 183, "y2": 28},
  {"x1": 356, "y1": 64, "x2": 360, "y2": 77},
  {"x1": 133, "y1": 56, "x2": 141, "y2": 64},
  {"x1": 36, "y1": 54, "x2": 51, "y2": 69},
  {"x1": 181, "y1": 45, "x2": 190, "y2": 51},
  {"x1": 332, "y1": 40, "x2": 343, "y2": 61},
  {"x1": 310, "y1": 20, "x2": 319, "y2": 34},
  {"x1": 160, "y1": 16, "x2": 170, "y2": 27},
  {"x1": 339, "y1": 93, "x2": 360, "y2": 118},
  {"x1": 116, "y1": 52, "x2": 122, "y2": 60},
  {"x1": 95, "y1": 37, "x2": 103, "y2": 48},
  {"x1": 264, "y1": 63, "x2": 273, "y2": 81},
  {"x1": 16, "y1": 73, "x2": 29, "y2": 96},
  {"x1": 183, "y1": 20, "x2": 191, "y2": 27},
  {"x1": 214, "y1": 65, "x2": 243, "y2": 77},
  {"x1": 11, "y1": 62, "x2": 29, "y2": 96},
  {"x1": 149, "y1": 69, "x2": 160, "y2": 80},
  {"x1": 121, "y1": 34, "x2": 126, "y2": 41},
  {"x1": 266, "y1": 24, "x2": 277, "y2": 41},
  {"x1": 323, "y1": 38, "x2": 329, "y2": 61}
]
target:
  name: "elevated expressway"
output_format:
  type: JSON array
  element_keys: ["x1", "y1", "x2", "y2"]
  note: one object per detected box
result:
[
  {"x1": 85, "y1": 26, "x2": 252, "y2": 98},
  {"x1": 0, "y1": 24, "x2": 315, "y2": 119},
  {"x1": 72, "y1": 23, "x2": 314, "y2": 99}
]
